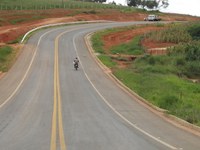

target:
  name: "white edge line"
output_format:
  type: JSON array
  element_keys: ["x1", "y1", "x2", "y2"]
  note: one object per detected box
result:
[
  {"x1": 20, "y1": 20, "x2": 113, "y2": 43},
  {"x1": 0, "y1": 29, "x2": 54, "y2": 109},
  {"x1": 72, "y1": 32, "x2": 178, "y2": 150}
]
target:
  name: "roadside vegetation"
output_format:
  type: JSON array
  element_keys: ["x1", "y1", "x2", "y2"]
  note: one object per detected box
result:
[
  {"x1": 92, "y1": 22, "x2": 200, "y2": 126},
  {"x1": 9, "y1": 16, "x2": 45, "y2": 25},
  {"x1": 111, "y1": 35, "x2": 144, "y2": 55},
  {"x1": 0, "y1": 46, "x2": 17, "y2": 72},
  {"x1": 0, "y1": 0, "x2": 139, "y2": 26},
  {"x1": 92, "y1": 26, "x2": 145, "y2": 55},
  {"x1": 145, "y1": 23, "x2": 192, "y2": 43},
  {"x1": 0, "y1": 0, "x2": 134, "y2": 11},
  {"x1": 146, "y1": 22, "x2": 200, "y2": 78}
]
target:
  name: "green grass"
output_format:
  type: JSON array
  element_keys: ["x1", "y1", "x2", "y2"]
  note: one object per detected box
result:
[
  {"x1": 0, "y1": 46, "x2": 13, "y2": 72},
  {"x1": 125, "y1": 52, "x2": 200, "y2": 125},
  {"x1": 0, "y1": 18, "x2": 4, "y2": 22},
  {"x1": 111, "y1": 36, "x2": 144, "y2": 55},
  {"x1": 114, "y1": 69, "x2": 200, "y2": 125},
  {"x1": 9, "y1": 15, "x2": 45, "y2": 24},
  {"x1": 91, "y1": 32, "x2": 105, "y2": 54},
  {"x1": 98, "y1": 55, "x2": 117, "y2": 68},
  {"x1": 134, "y1": 55, "x2": 178, "y2": 74},
  {"x1": 10, "y1": 18, "x2": 28, "y2": 24}
]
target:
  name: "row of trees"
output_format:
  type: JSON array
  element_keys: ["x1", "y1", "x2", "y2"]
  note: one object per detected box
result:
[
  {"x1": 127, "y1": 0, "x2": 169, "y2": 10},
  {"x1": 82, "y1": 0, "x2": 169, "y2": 10}
]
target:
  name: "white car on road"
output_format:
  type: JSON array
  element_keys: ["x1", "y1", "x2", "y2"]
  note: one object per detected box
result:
[{"x1": 144, "y1": 14, "x2": 161, "y2": 21}]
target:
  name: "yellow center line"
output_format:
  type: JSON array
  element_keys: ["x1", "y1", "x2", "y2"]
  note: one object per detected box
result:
[{"x1": 50, "y1": 33, "x2": 67, "y2": 150}]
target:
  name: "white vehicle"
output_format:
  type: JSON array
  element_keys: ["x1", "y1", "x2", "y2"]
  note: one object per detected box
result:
[{"x1": 144, "y1": 14, "x2": 161, "y2": 21}]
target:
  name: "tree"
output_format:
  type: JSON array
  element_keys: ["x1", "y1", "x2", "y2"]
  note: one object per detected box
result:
[
  {"x1": 109, "y1": 1, "x2": 117, "y2": 5},
  {"x1": 157, "y1": 0, "x2": 169, "y2": 8},
  {"x1": 145, "y1": 0, "x2": 158, "y2": 9},
  {"x1": 127, "y1": 0, "x2": 169, "y2": 10},
  {"x1": 127, "y1": 0, "x2": 141, "y2": 7},
  {"x1": 80, "y1": 0, "x2": 107, "y2": 3},
  {"x1": 92, "y1": 0, "x2": 107, "y2": 3}
]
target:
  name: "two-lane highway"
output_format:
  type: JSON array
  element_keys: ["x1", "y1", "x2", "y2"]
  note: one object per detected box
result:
[{"x1": 0, "y1": 22, "x2": 200, "y2": 150}]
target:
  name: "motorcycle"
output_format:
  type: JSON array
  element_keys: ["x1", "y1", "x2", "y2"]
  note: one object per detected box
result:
[{"x1": 74, "y1": 62, "x2": 78, "y2": 70}]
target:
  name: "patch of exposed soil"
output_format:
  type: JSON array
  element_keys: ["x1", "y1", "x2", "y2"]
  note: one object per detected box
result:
[
  {"x1": 141, "y1": 38, "x2": 176, "y2": 55},
  {"x1": 115, "y1": 61, "x2": 130, "y2": 69},
  {"x1": 102, "y1": 25, "x2": 166, "y2": 52},
  {"x1": 0, "y1": 72, "x2": 5, "y2": 78},
  {"x1": 141, "y1": 38, "x2": 175, "y2": 49},
  {"x1": 111, "y1": 54, "x2": 141, "y2": 68}
]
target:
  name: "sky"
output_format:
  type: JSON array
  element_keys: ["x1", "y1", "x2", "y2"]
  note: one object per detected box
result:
[{"x1": 109, "y1": 0, "x2": 200, "y2": 17}]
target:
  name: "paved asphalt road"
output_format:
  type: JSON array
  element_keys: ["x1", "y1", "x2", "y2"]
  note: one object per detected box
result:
[{"x1": 0, "y1": 22, "x2": 199, "y2": 150}]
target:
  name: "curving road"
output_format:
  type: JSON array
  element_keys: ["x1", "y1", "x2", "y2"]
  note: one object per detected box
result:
[{"x1": 0, "y1": 22, "x2": 199, "y2": 150}]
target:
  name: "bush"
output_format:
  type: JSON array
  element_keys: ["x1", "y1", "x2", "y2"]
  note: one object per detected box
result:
[
  {"x1": 178, "y1": 106, "x2": 200, "y2": 124},
  {"x1": 169, "y1": 41, "x2": 200, "y2": 78},
  {"x1": 82, "y1": 10, "x2": 97, "y2": 14},
  {"x1": 141, "y1": 55, "x2": 168, "y2": 66},
  {"x1": 185, "y1": 61, "x2": 200, "y2": 77},
  {"x1": 185, "y1": 43, "x2": 200, "y2": 61},
  {"x1": 159, "y1": 95, "x2": 179, "y2": 109},
  {"x1": 148, "y1": 56, "x2": 155, "y2": 65},
  {"x1": 176, "y1": 58, "x2": 185, "y2": 66},
  {"x1": 187, "y1": 22, "x2": 200, "y2": 40},
  {"x1": 0, "y1": 46, "x2": 12, "y2": 62}
]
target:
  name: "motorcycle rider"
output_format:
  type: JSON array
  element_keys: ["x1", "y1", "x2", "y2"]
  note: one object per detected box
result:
[{"x1": 73, "y1": 57, "x2": 79, "y2": 69}]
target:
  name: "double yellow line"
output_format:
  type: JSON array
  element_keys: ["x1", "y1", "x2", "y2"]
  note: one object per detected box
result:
[{"x1": 50, "y1": 34, "x2": 67, "y2": 150}]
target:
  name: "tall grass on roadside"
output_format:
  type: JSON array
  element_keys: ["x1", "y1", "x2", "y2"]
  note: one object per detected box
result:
[
  {"x1": 145, "y1": 23, "x2": 192, "y2": 43},
  {"x1": 187, "y1": 21, "x2": 200, "y2": 40},
  {"x1": 168, "y1": 40, "x2": 200, "y2": 78},
  {"x1": 0, "y1": 46, "x2": 13, "y2": 72},
  {"x1": 114, "y1": 65, "x2": 200, "y2": 126}
]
